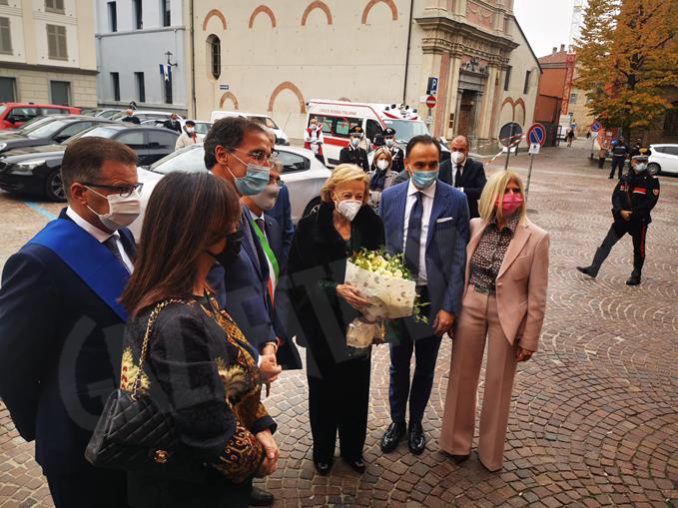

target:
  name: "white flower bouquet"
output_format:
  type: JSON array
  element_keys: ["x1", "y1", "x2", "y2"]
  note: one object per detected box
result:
[{"x1": 344, "y1": 249, "x2": 426, "y2": 349}]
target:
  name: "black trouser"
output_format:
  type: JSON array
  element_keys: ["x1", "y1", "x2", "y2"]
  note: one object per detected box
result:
[
  {"x1": 307, "y1": 349, "x2": 371, "y2": 463},
  {"x1": 589, "y1": 221, "x2": 648, "y2": 276},
  {"x1": 610, "y1": 156, "x2": 626, "y2": 179},
  {"x1": 598, "y1": 156, "x2": 606, "y2": 169},
  {"x1": 46, "y1": 467, "x2": 129, "y2": 508}
]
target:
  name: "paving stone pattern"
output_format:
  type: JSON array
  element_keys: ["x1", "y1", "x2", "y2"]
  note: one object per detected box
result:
[{"x1": 0, "y1": 140, "x2": 676, "y2": 507}]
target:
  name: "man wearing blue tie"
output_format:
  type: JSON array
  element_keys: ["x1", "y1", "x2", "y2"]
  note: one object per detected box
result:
[
  {"x1": 379, "y1": 135, "x2": 470, "y2": 455},
  {"x1": 0, "y1": 137, "x2": 140, "y2": 507}
]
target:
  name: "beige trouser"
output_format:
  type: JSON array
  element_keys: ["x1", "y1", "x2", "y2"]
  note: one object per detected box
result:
[{"x1": 439, "y1": 286, "x2": 518, "y2": 471}]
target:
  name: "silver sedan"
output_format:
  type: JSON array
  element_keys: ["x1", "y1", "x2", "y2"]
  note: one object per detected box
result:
[{"x1": 131, "y1": 143, "x2": 331, "y2": 239}]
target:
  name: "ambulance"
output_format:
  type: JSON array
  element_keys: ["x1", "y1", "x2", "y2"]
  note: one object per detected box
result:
[{"x1": 305, "y1": 100, "x2": 435, "y2": 167}]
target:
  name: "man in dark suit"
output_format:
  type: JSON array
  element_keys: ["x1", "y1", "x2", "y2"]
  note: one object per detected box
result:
[
  {"x1": 0, "y1": 137, "x2": 140, "y2": 507},
  {"x1": 265, "y1": 182, "x2": 293, "y2": 267},
  {"x1": 162, "y1": 112, "x2": 182, "y2": 133},
  {"x1": 204, "y1": 117, "x2": 300, "y2": 507},
  {"x1": 435, "y1": 135, "x2": 487, "y2": 218},
  {"x1": 339, "y1": 125, "x2": 370, "y2": 171},
  {"x1": 378, "y1": 135, "x2": 470, "y2": 456}
]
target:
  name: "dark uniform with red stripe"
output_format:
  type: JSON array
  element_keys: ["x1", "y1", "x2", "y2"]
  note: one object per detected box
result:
[{"x1": 578, "y1": 166, "x2": 660, "y2": 284}]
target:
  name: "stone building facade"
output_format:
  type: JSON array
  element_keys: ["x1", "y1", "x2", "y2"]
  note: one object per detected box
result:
[
  {"x1": 192, "y1": 0, "x2": 539, "y2": 146},
  {"x1": 0, "y1": 0, "x2": 97, "y2": 107}
]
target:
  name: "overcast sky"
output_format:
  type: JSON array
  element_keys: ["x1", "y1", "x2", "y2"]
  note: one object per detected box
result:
[{"x1": 513, "y1": 0, "x2": 576, "y2": 58}]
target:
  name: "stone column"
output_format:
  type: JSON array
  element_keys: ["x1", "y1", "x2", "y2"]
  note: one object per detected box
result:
[
  {"x1": 477, "y1": 66, "x2": 498, "y2": 140},
  {"x1": 445, "y1": 56, "x2": 462, "y2": 139}
]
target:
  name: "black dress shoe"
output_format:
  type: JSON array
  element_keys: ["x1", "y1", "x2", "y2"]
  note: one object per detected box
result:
[
  {"x1": 626, "y1": 271, "x2": 641, "y2": 285},
  {"x1": 380, "y1": 421, "x2": 406, "y2": 453},
  {"x1": 449, "y1": 453, "x2": 470, "y2": 464},
  {"x1": 314, "y1": 460, "x2": 332, "y2": 476},
  {"x1": 343, "y1": 456, "x2": 366, "y2": 474},
  {"x1": 408, "y1": 422, "x2": 426, "y2": 455},
  {"x1": 576, "y1": 266, "x2": 596, "y2": 278},
  {"x1": 249, "y1": 486, "x2": 274, "y2": 506}
]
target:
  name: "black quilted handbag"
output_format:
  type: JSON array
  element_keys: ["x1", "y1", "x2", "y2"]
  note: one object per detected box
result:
[{"x1": 85, "y1": 300, "x2": 184, "y2": 471}]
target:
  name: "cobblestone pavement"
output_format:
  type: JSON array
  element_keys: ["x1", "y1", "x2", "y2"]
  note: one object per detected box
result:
[{"x1": 1, "y1": 139, "x2": 677, "y2": 507}]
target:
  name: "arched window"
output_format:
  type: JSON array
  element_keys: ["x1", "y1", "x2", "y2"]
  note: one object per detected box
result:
[{"x1": 207, "y1": 34, "x2": 221, "y2": 79}]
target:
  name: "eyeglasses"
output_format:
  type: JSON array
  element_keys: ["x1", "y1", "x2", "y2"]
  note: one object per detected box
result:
[
  {"x1": 233, "y1": 148, "x2": 276, "y2": 166},
  {"x1": 82, "y1": 182, "x2": 144, "y2": 198}
]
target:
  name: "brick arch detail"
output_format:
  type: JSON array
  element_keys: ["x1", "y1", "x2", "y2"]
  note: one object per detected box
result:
[
  {"x1": 268, "y1": 81, "x2": 307, "y2": 113},
  {"x1": 249, "y1": 5, "x2": 277, "y2": 28},
  {"x1": 361, "y1": 0, "x2": 398, "y2": 24},
  {"x1": 338, "y1": 97, "x2": 351, "y2": 102},
  {"x1": 501, "y1": 97, "x2": 526, "y2": 122},
  {"x1": 219, "y1": 92, "x2": 239, "y2": 110},
  {"x1": 301, "y1": 1, "x2": 333, "y2": 26},
  {"x1": 202, "y1": 9, "x2": 227, "y2": 31}
]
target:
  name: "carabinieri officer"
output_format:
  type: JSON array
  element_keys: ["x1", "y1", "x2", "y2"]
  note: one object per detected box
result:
[{"x1": 339, "y1": 125, "x2": 370, "y2": 172}]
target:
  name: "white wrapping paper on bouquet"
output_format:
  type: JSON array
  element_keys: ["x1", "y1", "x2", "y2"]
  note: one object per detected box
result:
[{"x1": 344, "y1": 261, "x2": 417, "y2": 348}]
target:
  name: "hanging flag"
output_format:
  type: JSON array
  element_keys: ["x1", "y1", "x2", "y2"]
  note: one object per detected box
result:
[{"x1": 159, "y1": 64, "x2": 170, "y2": 82}]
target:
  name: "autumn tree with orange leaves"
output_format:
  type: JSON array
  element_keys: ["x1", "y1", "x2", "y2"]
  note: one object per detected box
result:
[{"x1": 574, "y1": 0, "x2": 678, "y2": 139}]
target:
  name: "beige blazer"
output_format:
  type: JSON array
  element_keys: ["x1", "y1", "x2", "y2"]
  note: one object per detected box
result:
[{"x1": 463, "y1": 217, "x2": 549, "y2": 351}]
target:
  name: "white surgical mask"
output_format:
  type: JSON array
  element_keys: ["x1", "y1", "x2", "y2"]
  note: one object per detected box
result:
[
  {"x1": 186, "y1": 127, "x2": 195, "y2": 134},
  {"x1": 351, "y1": 137, "x2": 361, "y2": 148},
  {"x1": 385, "y1": 138, "x2": 394, "y2": 147},
  {"x1": 86, "y1": 187, "x2": 141, "y2": 231},
  {"x1": 376, "y1": 159, "x2": 390, "y2": 171},
  {"x1": 634, "y1": 163, "x2": 647, "y2": 173},
  {"x1": 251, "y1": 183, "x2": 281, "y2": 211},
  {"x1": 336, "y1": 199, "x2": 362, "y2": 221},
  {"x1": 451, "y1": 151, "x2": 466, "y2": 165},
  {"x1": 311, "y1": 124, "x2": 318, "y2": 131}
]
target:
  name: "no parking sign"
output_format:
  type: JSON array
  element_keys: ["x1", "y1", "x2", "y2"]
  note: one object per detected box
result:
[{"x1": 527, "y1": 123, "x2": 546, "y2": 146}]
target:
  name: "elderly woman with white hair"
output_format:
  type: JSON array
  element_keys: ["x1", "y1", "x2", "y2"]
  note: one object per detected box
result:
[
  {"x1": 439, "y1": 170, "x2": 550, "y2": 472},
  {"x1": 280, "y1": 164, "x2": 384, "y2": 476}
]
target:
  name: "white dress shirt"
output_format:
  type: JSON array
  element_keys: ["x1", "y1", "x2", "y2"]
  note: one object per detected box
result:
[
  {"x1": 403, "y1": 180, "x2": 436, "y2": 286},
  {"x1": 66, "y1": 207, "x2": 134, "y2": 273}
]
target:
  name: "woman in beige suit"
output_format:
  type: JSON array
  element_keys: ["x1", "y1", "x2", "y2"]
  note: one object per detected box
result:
[{"x1": 439, "y1": 170, "x2": 549, "y2": 471}]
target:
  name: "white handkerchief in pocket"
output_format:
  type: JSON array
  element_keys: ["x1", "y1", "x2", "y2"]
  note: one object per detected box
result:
[{"x1": 436, "y1": 217, "x2": 454, "y2": 224}]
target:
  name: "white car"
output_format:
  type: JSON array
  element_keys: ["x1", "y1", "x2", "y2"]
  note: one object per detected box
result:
[
  {"x1": 130, "y1": 144, "x2": 330, "y2": 240},
  {"x1": 111, "y1": 110, "x2": 185, "y2": 124},
  {"x1": 648, "y1": 144, "x2": 678, "y2": 175},
  {"x1": 210, "y1": 111, "x2": 290, "y2": 145}
]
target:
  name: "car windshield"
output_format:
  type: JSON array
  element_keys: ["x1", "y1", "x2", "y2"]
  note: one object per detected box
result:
[
  {"x1": 9, "y1": 116, "x2": 56, "y2": 134},
  {"x1": 64, "y1": 126, "x2": 121, "y2": 143},
  {"x1": 99, "y1": 110, "x2": 121, "y2": 119},
  {"x1": 194, "y1": 123, "x2": 212, "y2": 135},
  {"x1": 148, "y1": 145, "x2": 206, "y2": 174},
  {"x1": 0, "y1": 105, "x2": 6, "y2": 116},
  {"x1": 26, "y1": 119, "x2": 73, "y2": 139},
  {"x1": 382, "y1": 119, "x2": 429, "y2": 143}
]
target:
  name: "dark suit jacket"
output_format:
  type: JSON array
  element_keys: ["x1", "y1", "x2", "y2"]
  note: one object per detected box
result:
[
  {"x1": 437, "y1": 157, "x2": 487, "y2": 218},
  {"x1": 379, "y1": 182, "x2": 470, "y2": 319},
  {"x1": 208, "y1": 207, "x2": 301, "y2": 369},
  {"x1": 0, "y1": 209, "x2": 135, "y2": 474},
  {"x1": 265, "y1": 184, "x2": 294, "y2": 268}
]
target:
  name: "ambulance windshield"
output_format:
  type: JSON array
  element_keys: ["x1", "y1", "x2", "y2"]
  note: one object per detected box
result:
[{"x1": 382, "y1": 119, "x2": 429, "y2": 142}]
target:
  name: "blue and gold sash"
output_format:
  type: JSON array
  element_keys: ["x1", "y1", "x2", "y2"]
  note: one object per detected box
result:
[{"x1": 29, "y1": 218, "x2": 130, "y2": 321}]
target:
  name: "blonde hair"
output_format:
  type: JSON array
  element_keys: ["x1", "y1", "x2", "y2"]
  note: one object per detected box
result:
[
  {"x1": 371, "y1": 147, "x2": 393, "y2": 170},
  {"x1": 320, "y1": 164, "x2": 370, "y2": 203},
  {"x1": 478, "y1": 170, "x2": 528, "y2": 225}
]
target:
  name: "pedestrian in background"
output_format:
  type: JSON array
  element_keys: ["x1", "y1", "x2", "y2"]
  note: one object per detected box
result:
[
  {"x1": 379, "y1": 135, "x2": 469, "y2": 456},
  {"x1": 175, "y1": 120, "x2": 198, "y2": 150},
  {"x1": 438, "y1": 135, "x2": 487, "y2": 218},
  {"x1": 609, "y1": 136, "x2": 629, "y2": 179},
  {"x1": 281, "y1": 164, "x2": 384, "y2": 476},
  {"x1": 304, "y1": 117, "x2": 325, "y2": 165},
  {"x1": 440, "y1": 170, "x2": 549, "y2": 472},
  {"x1": 367, "y1": 147, "x2": 397, "y2": 209},
  {"x1": 596, "y1": 136, "x2": 608, "y2": 169},
  {"x1": 383, "y1": 127, "x2": 405, "y2": 174},
  {"x1": 566, "y1": 128, "x2": 575, "y2": 147},
  {"x1": 121, "y1": 109, "x2": 140, "y2": 124},
  {"x1": 339, "y1": 126, "x2": 369, "y2": 172},
  {"x1": 0, "y1": 137, "x2": 140, "y2": 507},
  {"x1": 119, "y1": 172, "x2": 278, "y2": 507},
  {"x1": 578, "y1": 154, "x2": 659, "y2": 286},
  {"x1": 162, "y1": 113, "x2": 182, "y2": 133}
]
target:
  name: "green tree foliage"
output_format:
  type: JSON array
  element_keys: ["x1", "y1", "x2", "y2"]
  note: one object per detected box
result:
[{"x1": 575, "y1": 0, "x2": 678, "y2": 137}]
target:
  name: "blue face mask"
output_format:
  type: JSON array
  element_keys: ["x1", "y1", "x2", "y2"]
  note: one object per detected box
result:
[
  {"x1": 228, "y1": 153, "x2": 271, "y2": 196},
  {"x1": 410, "y1": 170, "x2": 438, "y2": 189}
]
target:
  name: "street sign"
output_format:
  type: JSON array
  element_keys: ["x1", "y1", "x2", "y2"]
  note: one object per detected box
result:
[
  {"x1": 591, "y1": 121, "x2": 602, "y2": 133},
  {"x1": 426, "y1": 77, "x2": 439, "y2": 95},
  {"x1": 499, "y1": 122, "x2": 523, "y2": 147},
  {"x1": 219, "y1": 84, "x2": 230, "y2": 91},
  {"x1": 528, "y1": 143, "x2": 541, "y2": 155},
  {"x1": 426, "y1": 95, "x2": 437, "y2": 109},
  {"x1": 527, "y1": 123, "x2": 546, "y2": 146}
]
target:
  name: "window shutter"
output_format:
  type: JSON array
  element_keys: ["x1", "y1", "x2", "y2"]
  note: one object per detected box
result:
[{"x1": 47, "y1": 25, "x2": 56, "y2": 58}]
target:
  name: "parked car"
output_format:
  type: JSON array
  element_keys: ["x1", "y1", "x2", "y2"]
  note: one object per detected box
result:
[
  {"x1": 111, "y1": 110, "x2": 185, "y2": 124},
  {"x1": 128, "y1": 143, "x2": 330, "y2": 239},
  {"x1": 0, "y1": 103, "x2": 80, "y2": 129},
  {"x1": 210, "y1": 111, "x2": 290, "y2": 145},
  {"x1": 94, "y1": 109, "x2": 124, "y2": 119},
  {"x1": 0, "y1": 124, "x2": 179, "y2": 201},
  {"x1": 648, "y1": 144, "x2": 678, "y2": 175},
  {"x1": 0, "y1": 115, "x2": 58, "y2": 138},
  {"x1": 0, "y1": 116, "x2": 114, "y2": 154}
]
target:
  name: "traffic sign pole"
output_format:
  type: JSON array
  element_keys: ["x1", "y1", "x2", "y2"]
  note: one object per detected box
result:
[
  {"x1": 526, "y1": 153, "x2": 534, "y2": 200},
  {"x1": 504, "y1": 123, "x2": 515, "y2": 170}
]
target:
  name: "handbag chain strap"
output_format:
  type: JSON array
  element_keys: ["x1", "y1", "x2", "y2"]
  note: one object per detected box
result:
[{"x1": 132, "y1": 298, "x2": 186, "y2": 400}]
